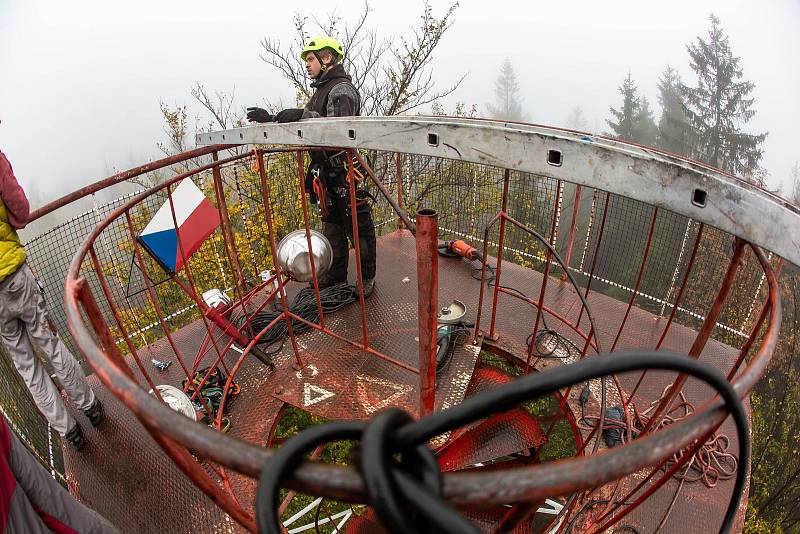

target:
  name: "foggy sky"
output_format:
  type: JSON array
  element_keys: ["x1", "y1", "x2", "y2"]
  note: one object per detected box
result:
[{"x1": 1, "y1": 0, "x2": 798, "y2": 210}]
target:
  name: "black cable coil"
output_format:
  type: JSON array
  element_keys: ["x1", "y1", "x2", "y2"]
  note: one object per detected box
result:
[
  {"x1": 235, "y1": 283, "x2": 358, "y2": 354},
  {"x1": 256, "y1": 351, "x2": 749, "y2": 534}
]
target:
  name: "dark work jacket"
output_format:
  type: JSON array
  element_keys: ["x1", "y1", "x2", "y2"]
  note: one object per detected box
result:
[
  {"x1": 305, "y1": 64, "x2": 361, "y2": 170},
  {"x1": 305, "y1": 64, "x2": 360, "y2": 118}
]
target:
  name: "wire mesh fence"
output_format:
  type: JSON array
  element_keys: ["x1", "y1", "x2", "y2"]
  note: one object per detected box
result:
[{"x1": 0, "y1": 145, "x2": 775, "y2": 512}]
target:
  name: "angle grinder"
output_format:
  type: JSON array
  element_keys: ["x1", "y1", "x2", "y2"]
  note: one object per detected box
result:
[
  {"x1": 437, "y1": 239, "x2": 484, "y2": 262},
  {"x1": 436, "y1": 300, "x2": 473, "y2": 369}
]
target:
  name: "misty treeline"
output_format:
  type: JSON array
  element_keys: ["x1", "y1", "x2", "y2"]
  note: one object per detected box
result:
[
  {"x1": 486, "y1": 15, "x2": 769, "y2": 186},
  {"x1": 154, "y1": 5, "x2": 797, "y2": 532},
  {"x1": 481, "y1": 21, "x2": 799, "y2": 531}
]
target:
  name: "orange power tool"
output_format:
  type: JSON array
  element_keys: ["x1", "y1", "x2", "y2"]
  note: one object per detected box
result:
[{"x1": 437, "y1": 239, "x2": 484, "y2": 262}]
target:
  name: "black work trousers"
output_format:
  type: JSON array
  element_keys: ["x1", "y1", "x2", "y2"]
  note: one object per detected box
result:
[{"x1": 322, "y1": 191, "x2": 377, "y2": 283}]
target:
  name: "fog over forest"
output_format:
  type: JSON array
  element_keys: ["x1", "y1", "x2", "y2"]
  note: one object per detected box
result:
[{"x1": 1, "y1": 0, "x2": 798, "y2": 211}]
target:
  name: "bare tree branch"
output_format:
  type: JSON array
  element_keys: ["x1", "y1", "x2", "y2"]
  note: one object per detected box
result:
[
  {"x1": 258, "y1": 0, "x2": 463, "y2": 117},
  {"x1": 156, "y1": 1, "x2": 464, "y2": 163}
]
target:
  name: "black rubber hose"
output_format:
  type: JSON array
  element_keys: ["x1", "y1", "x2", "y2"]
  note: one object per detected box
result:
[
  {"x1": 391, "y1": 352, "x2": 747, "y2": 534},
  {"x1": 256, "y1": 351, "x2": 748, "y2": 534},
  {"x1": 255, "y1": 420, "x2": 365, "y2": 534},
  {"x1": 359, "y1": 409, "x2": 421, "y2": 533}
]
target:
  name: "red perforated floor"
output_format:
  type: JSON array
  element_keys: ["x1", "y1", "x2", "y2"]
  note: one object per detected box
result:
[{"x1": 62, "y1": 230, "x2": 747, "y2": 533}]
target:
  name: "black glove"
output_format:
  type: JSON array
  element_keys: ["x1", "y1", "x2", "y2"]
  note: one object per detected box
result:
[
  {"x1": 246, "y1": 107, "x2": 272, "y2": 123},
  {"x1": 274, "y1": 108, "x2": 305, "y2": 123}
]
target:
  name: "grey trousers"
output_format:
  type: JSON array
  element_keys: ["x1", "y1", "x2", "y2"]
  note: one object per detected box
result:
[
  {"x1": 0, "y1": 263, "x2": 95, "y2": 436},
  {"x1": 3, "y1": 417, "x2": 119, "y2": 533}
]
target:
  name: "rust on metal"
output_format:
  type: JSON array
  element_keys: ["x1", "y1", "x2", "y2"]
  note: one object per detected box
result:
[
  {"x1": 416, "y1": 208, "x2": 439, "y2": 417},
  {"x1": 562, "y1": 184, "x2": 582, "y2": 280},
  {"x1": 39, "y1": 117, "x2": 794, "y2": 533},
  {"x1": 211, "y1": 151, "x2": 248, "y2": 299}
]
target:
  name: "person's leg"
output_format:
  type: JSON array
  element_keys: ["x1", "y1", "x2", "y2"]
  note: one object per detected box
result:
[
  {"x1": 342, "y1": 196, "x2": 377, "y2": 281},
  {"x1": 0, "y1": 269, "x2": 76, "y2": 438},
  {"x1": 6, "y1": 422, "x2": 120, "y2": 533},
  {"x1": 16, "y1": 265, "x2": 95, "y2": 414},
  {"x1": 1, "y1": 322, "x2": 76, "y2": 437},
  {"x1": 321, "y1": 196, "x2": 350, "y2": 285},
  {"x1": 354, "y1": 194, "x2": 377, "y2": 282}
]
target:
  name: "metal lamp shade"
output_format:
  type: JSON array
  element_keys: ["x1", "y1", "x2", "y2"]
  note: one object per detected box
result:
[
  {"x1": 149, "y1": 385, "x2": 197, "y2": 421},
  {"x1": 276, "y1": 230, "x2": 333, "y2": 282}
]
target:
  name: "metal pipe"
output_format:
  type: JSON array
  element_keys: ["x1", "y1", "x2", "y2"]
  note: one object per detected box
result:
[
  {"x1": 211, "y1": 151, "x2": 247, "y2": 300},
  {"x1": 255, "y1": 149, "x2": 304, "y2": 369},
  {"x1": 641, "y1": 238, "x2": 747, "y2": 435},
  {"x1": 493, "y1": 287, "x2": 598, "y2": 352},
  {"x1": 496, "y1": 498, "x2": 545, "y2": 533},
  {"x1": 727, "y1": 258, "x2": 784, "y2": 381},
  {"x1": 347, "y1": 151, "x2": 370, "y2": 348},
  {"x1": 284, "y1": 312, "x2": 419, "y2": 374},
  {"x1": 659, "y1": 218, "x2": 695, "y2": 317},
  {"x1": 592, "y1": 425, "x2": 717, "y2": 532},
  {"x1": 473, "y1": 212, "x2": 502, "y2": 344},
  {"x1": 152, "y1": 431, "x2": 256, "y2": 533},
  {"x1": 526, "y1": 180, "x2": 564, "y2": 372},
  {"x1": 609, "y1": 207, "x2": 659, "y2": 352},
  {"x1": 87, "y1": 247, "x2": 156, "y2": 391},
  {"x1": 75, "y1": 278, "x2": 135, "y2": 381},
  {"x1": 489, "y1": 169, "x2": 512, "y2": 338},
  {"x1": 562, "y1": 185, "x2": 582, "y2": 281},
  {"x1": 350, "y1": 149, "x2": 416, "y2": 235},
  {"x1": 124, "y1": 211, "x2": 193, "y2": 382},
  {"x1": 578, "y1": 189, "x2": 598, "y2": 272},
  {"x1": 628, "y1": 222, "x2": 705, "y2": 402},
  {"x1": 30, "y1": 144, "x2": 237, "y2": 221},
  {"x1": 655, "y1": 223, "x2": 705, "y2": 349},
  {"x1": 164, "y1": 182, "x2": 232, "y2": 375},
  {"x1": 416, "y1": 208, "x2": 439, "y2": 417},
  {"x1": 395, "y1": 153, "x2": 405, "y2": 231},
  {"x1": 577, "y1": 193, "x2": 610, "y2": 327},
  {"x1": 689, "y1": 238, "x2": 747, "y2": 358},
  {"x1": 296, "y1": 150, "x2": 326, "y2": 330}
]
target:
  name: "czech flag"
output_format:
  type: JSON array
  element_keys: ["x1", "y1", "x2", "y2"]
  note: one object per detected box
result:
[{"x1": 138, "y1": 179, "x2": 221, "y2": 274}]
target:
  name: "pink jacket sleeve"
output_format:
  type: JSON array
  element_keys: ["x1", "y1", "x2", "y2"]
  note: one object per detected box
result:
[{"x1": 0, "y1": 151, "x2": 30, "y2": 230}]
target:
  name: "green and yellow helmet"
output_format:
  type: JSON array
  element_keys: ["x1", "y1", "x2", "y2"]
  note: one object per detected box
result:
[{"x1": 300, "y1": 35, "x2": 344, "y2": 62}]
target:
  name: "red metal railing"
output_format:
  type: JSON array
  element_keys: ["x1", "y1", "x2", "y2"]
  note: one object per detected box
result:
[{"x1": 18, "y1": 137, "x2": 781, "y2": 532}]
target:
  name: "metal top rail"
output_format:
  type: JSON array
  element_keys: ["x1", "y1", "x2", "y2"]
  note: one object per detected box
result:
[
  {"x1": 197, "y1": 116, "x2": 800, "y2": 266},
  {"x1": 59, "y1": 123, "x2": 782, "y2": 517}
]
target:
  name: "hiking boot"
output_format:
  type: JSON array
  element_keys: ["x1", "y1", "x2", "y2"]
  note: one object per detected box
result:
[
  {"x1": 363, "y1": 278, "x2": 375, "y2": 298},
  {"x1": 65, "y1": 424, "x2": 85, "y2": 451},
  {"x1": 84, "y1": 398, "x2": 104, "y2": 427},
  {"x1": 313, "y1": 273, "x2": 346, "y2": 290}
]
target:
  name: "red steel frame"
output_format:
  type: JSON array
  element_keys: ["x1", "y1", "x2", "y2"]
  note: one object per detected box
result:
[
  {"x1": 59, "y1": 146, "x2": 436, "y2": 529},
  {"x1": 49, "y1": 142, "x2": 784, "y2": 533}
]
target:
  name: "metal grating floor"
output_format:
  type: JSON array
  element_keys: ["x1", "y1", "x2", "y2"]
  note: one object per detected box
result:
[{"x1": 61, "y1": 230, "x2": 747, "y2": 533}]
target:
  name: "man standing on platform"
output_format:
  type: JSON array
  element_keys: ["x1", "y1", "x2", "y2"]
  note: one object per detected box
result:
[
  {"x1": 0, "y1": 149, "x2": 104, "y2": 450},
  {"x1": 246, "y1": 35, "x2": 377, "y2": 297}
]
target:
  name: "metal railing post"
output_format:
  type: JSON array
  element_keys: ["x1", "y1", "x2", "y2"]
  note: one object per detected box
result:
[{"x1": 416, "y1": 208, "x2": 439, "y2": 417}]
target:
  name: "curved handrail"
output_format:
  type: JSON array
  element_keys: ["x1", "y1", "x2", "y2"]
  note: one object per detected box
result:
[
  {"x1": 63, "y1": 141, "x2": 782, "y2": 511},
  {"x1": 197, "y1": 117, "x2": 800, "y2": 266},
  {"x1": 29, "y1": 144, "x2": 237, "y2": 222}
]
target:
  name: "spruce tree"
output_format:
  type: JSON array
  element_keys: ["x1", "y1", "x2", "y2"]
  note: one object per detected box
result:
[
  {"x1": 486, "y1": 58, "x2": 528, "y2": 121},
  {"x1": 606, "y1": 72, "x2": 656, "y2": 145},
  {"x1": 566, "y1": 106, "x2": 588, "y2": 130},
  {"x1": 656, "y1": 65, "x2": 694, "y2": 156},
  {"x1": 681, "y1": 14, "x2": 767, "y2": 174},
  {"x1": 791, "y1": 162, "x2": 800, "y2": 205},
  {"x1": 635, "y1": 96, "x2": 659, "y2": 147},
  {"x1": 606, "y1": 73, "x2": 639, "y2": 141}
]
